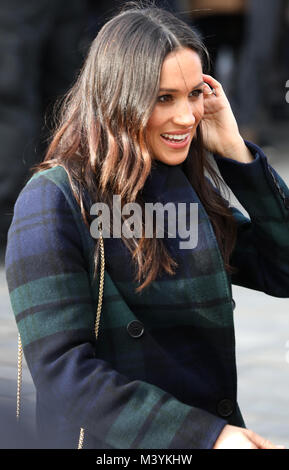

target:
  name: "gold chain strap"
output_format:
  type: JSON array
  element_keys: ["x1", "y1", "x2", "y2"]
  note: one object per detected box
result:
[
  {"x1": 78, "y1": 233, "x2": 105, "y2": 449},
  {"x1": 16, "y1": 232, "x2": 105, "y2": 450},
  {"x1": 16, "y1": 333, "x2": 23, "y2": 421}
]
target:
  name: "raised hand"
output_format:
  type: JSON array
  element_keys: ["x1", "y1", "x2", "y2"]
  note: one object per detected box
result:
[{"x1": 201, "y1": 74, "x2": 253, "y2": 163}]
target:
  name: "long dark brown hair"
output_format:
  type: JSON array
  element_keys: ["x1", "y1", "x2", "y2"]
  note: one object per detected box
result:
[{"x1": 32, "y1": 1, "x2": 237, "y2": 292}]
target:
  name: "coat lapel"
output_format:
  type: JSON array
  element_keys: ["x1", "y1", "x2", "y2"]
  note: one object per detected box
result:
[{"x1": 100, "y1": 161, "x2": 233, "y2": 328}]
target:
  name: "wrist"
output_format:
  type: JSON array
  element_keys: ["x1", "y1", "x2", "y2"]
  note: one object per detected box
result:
[{"x1": 217, "y1": 137, "x2": 254, "y2": 163}]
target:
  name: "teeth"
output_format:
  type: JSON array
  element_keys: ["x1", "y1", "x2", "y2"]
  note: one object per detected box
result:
[{"x1": 161, "y1": 133, "x2": 189, "y2": 141}]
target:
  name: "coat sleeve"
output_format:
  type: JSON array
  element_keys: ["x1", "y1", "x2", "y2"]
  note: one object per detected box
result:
[
  {"x1": 5, "y1": 171, "x2": 227, "y2": 449},
  {"x1": 213, "y1": 140, "x2": 289, "y2": 297}
]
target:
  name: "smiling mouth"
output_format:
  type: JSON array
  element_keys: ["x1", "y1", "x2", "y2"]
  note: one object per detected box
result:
[{"x1": 160, "y1": 133, "x2": 190, "y2": 143}]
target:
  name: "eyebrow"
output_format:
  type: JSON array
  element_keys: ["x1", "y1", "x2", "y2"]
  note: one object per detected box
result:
[{"x1": 159, "y1": 81, "x2": 205, "y2": 92}]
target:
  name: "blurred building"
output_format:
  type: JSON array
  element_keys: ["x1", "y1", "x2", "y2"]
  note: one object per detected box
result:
[
  {"x1": 0, "y1": 0, "x2": 89, "y2": 251},
  {"x1": 188, "y1": 0, "x2": 246, "y2": 75},
  {"x1": 188, "y1": 0, "x2": 289, "y2": 146}
]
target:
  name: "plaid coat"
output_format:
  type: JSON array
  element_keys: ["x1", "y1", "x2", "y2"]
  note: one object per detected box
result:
[{"x1": 5, "y1": 141, "x2": 289, "y2": 449}]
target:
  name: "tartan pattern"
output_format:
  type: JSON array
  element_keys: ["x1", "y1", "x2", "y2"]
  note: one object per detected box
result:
[{"x1": 5, "y1": 141, "x2": 289, "y2": 449}]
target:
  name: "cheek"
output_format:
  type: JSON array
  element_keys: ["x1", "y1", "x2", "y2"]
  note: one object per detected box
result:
[
  {"x1": 146, "y1": 117, "x2": 159, "y2": 148},
  {"x1": 146, "y1": 110, "x2": 166, "y2": 136},
  {"x1": 146, "y1": 113, "x2": 158, "y2": 133}
]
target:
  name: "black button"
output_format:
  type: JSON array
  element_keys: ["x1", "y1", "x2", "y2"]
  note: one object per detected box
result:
[
  {"x1": 127, "y1": 320, "x2": 144, "y2": 338},
  {"x1": 284, "y1": 197, "x2": 289, "y2": 210},
  {"x1": 217, "y1": 399, "x2": 234, "y2": 418},
  {"x1": 231, "y1": 299, "x2": 236, "y2": 311}
]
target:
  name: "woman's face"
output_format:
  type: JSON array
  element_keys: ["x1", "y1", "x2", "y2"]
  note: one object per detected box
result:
[{"x1": 146, "y1": 47, "x2": 205, "y2": 166}]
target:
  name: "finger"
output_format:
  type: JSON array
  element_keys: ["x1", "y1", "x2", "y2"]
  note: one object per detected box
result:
[
  {"x1": 247, "y1": 431, "x2": 280, "y2": 449},
  {"x1": 203, "y1": 82, "x2": 216, "y2": 96},
  {"x1": 202, "y1": 74, "x2": 222, "y2": 95}
]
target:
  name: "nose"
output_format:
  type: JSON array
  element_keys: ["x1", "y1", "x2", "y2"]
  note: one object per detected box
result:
[{"x1": 172, "y1": 100, "x2": 196, "y2": 127}]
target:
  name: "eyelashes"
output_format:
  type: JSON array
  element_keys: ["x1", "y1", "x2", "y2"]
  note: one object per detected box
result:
[
  {"x1": 190, "y1": 89, "x2": 204, "y2": 98},
  {"x1": 157, "y1": 89, "x2": 204, "y2": 103}
]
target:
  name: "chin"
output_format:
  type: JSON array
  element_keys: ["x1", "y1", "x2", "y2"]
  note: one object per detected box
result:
[{"x1": 156, "y1": 152, "x2": 189, "y2": 166}]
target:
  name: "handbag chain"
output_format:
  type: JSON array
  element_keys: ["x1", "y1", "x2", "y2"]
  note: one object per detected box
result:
[{"x1": 16, "y1": 231, "x2": 105, "y2": 450}]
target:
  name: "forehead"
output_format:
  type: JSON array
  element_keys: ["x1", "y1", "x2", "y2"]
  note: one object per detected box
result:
[{"x1": 160, "y1": 47, "x2": 203, "y2": 88}]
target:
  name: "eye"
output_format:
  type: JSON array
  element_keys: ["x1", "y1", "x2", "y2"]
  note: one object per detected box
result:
[
  {"x1": 157, "y1": 94, "x2": 172, "y2": 103},
  {"x1": 189, "y1": 89, "x2": 204, "y2": 98}
]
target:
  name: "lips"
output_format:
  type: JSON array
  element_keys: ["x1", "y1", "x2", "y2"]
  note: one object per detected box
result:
[
  {"x1": 161, "y1": 133, "x2": 190, "y2": 142},
  {"x1": 160, "y1": 130, "x2": 192, "y2": 149},
  {"x1": 160, "y1": 133, "x2": 191, "y2": 149}
]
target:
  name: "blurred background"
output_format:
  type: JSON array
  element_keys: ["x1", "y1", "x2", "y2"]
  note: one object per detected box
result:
[{"x1": 0, "y1": 0, "x2": 289, "y2": 448}]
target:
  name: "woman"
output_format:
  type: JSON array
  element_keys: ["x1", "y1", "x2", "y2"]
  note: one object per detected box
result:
[{"x1": 5, "y1": 3, "x2": 289, "y2": 449}]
